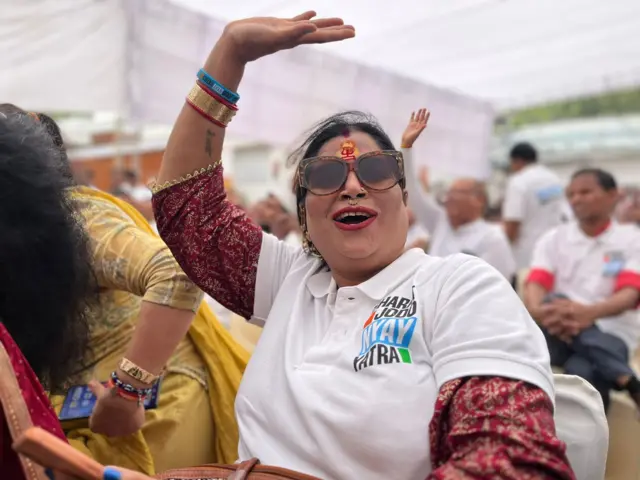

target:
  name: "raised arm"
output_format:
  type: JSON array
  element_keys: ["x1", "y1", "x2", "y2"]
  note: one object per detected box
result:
[
  {"x1": 152, "y1": 13, "x2": 355, "y2": 319},
  {"x1": 400, "y1": 109, "x2": 445, "y2": 234}
]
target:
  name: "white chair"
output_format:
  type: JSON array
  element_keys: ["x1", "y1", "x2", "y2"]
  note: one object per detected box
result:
[{"x1": 554, "y1": 374, "x2": 609, "y2": 480}]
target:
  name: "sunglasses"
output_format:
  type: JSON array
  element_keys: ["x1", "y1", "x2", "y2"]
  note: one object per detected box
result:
[{"x1": 298, "y1": 150, "x2": 405, "y2": 196}]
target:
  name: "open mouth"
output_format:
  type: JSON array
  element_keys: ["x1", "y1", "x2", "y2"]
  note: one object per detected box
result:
[{"x1": 334, "y1": 211, "x2": 374, "y2": 225}]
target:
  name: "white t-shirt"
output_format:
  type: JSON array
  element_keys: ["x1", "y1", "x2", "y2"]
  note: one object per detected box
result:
[
  {"x1": 503, "y1": 164, "x2": 564, "y2": 269},
  {"x1": 236, "y1": 234, "x2": 554, "y2": 479},
  {"x1": 402, "y1": 148, "x2": 515, "y2": 280},
  {"x1": 529, "y1": 221, "x2": 640, "y2": 352}
]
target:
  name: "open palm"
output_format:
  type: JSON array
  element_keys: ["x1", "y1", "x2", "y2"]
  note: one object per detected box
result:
[
  {"x1": 401, "y1": 108, "x2": 430, "y2": 148},
  {"x1": 223, "y1": 11, "x2": 355, "y2": 64}
]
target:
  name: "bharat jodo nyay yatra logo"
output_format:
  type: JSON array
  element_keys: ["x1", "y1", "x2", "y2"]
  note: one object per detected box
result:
[{"x1": 353, "y1": 288, "x2": 418, "y2": 372}]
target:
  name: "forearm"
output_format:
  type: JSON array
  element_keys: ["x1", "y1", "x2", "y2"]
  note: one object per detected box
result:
[
  {"x1": 158, "y1": 42, "x2": 245, "y2": 185},
  {"x1": 524, "y1": 282, "x2": 548, "y2": 321},
  {"x1": 118, "y1": 301, "x2": 195, "y2": 382},
  {"x1": 587, "y1": 287, "x2": 640, "y2": 320},
  {"x1": 401, "y1": 147, "x2": 444, "y2": 233}
]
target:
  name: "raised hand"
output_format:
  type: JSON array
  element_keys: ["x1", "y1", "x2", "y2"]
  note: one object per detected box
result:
[
  {"x1": 219, "y1": 11, "x2": 355, "y2": 65},
  {"x1": 401, "y1": 108, "x2": 430, "y2": 149}
]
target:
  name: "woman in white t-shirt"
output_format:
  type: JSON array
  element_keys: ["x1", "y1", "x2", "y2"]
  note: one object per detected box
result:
[{"x1": 151, "y1": 13, "x2": 583, "y2": 480}]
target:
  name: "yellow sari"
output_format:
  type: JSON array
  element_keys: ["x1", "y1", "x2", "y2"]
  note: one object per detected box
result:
[{"x1": 51, "y1": 187, "x2": 249, "y2": 475}]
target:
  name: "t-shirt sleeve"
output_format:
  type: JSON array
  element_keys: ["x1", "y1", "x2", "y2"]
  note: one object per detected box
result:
[
  {"x1": 502, "y1": 178, "x2": 525, "y2": 222},
  {"x1": 253, "y1": 233, "x2": 306, "y2": 325},
  {"x1": 427, "y1": 256, "x2": 554, "y2": 402},
  {"x1": 615, "y1": 233, "x2": 640, "y2": 293},
  {"x1": 526, "y1": 230, "x2": 557, "y2": 291}
]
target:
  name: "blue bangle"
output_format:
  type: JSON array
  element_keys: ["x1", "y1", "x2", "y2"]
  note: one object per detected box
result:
[
  {"x1": 197, "y1": 69, "x2": 240, "y2": 104},
  {"x1": 103, "y1": 466, "x2": 123, "y2": 480}
]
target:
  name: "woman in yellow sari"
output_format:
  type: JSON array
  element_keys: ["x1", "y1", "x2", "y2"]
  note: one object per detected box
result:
[{"x1": 32, "y1": 111, "x2": 249, "y2": 475}]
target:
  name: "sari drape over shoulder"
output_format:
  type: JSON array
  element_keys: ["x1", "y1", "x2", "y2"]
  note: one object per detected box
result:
[{"x1": 0, "y1": 323, "x2": 64, "y2": 480}]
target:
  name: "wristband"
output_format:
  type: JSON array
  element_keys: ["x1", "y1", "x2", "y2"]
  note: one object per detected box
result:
[{"x1": 197, "y1": 68, "x2": 240, "y2": 105}]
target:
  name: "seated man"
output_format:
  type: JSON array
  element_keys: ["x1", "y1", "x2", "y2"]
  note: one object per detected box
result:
[{"x1": 524, "y1": 167, "x2": 640, "y2": 412}]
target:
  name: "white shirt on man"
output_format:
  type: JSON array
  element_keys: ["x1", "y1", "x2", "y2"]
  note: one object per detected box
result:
[
  {"x1": 235, "y1": 233, "x2": 555, "y2": 479},
  {"x1": 402, "y1": 148, "x2": 516, "y2": 280},
  {"x1": 528, "y1": 221, "x2": 640, "y2": 352},
  {"x1": 503, "y1": 163, "x2": 564, "y2": 269},
  {"x1": 404, "y1": 222, "x2": 430, "y2": 249}
]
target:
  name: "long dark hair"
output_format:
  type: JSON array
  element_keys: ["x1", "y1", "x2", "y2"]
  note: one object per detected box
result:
[{"x1": 0, "y1": 113, "x2": 95, "y2": 393}]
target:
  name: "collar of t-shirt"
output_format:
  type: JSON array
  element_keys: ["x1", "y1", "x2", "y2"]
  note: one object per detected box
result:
[
  {"x1": 305, "y1": 249, "x2": 425, "y2": 302},
  {"x1": 567, "y1": 219, "x2": 614, "y2": 245}
]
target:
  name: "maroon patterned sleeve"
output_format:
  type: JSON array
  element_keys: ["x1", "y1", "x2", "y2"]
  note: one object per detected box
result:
[
  {"x1": 428, "y1": 377, "x2": 575, "y2": 480},
  {"x1": 152, "y1": 167, "x2": 263, "y2": 319}
]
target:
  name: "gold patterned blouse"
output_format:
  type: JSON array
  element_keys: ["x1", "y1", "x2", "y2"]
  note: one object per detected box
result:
[{"x1": 74, "y1": 191, "x2": 204, "y2": 380}]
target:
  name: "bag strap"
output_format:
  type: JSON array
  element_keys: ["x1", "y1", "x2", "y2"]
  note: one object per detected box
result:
[
  {"x1": 227, "y1": 458, "x2": 260, "y2": 480},
  {"x1": 0, "y1": 342, "x2": 48, "y2": 480}
]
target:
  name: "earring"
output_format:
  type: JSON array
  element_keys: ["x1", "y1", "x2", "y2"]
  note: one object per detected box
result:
[{"x1": 298, "y1": 203, "x2": 322, "y2": 258}]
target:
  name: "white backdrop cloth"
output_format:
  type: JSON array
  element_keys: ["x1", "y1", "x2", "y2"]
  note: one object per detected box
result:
[
  {"x1": 127, "y1": 0, "x2": 494, "y2": 179},
  {"x1": 1, "y1": 0, "x2": 494, "y2": 179},
  {"x1": 0, "y1": 0, "x2": 127, "y2": 112}
]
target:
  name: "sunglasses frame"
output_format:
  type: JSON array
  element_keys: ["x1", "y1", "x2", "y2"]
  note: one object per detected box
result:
[{"x1": 297, "y1": 150, "x2": 405, "y2": 196}]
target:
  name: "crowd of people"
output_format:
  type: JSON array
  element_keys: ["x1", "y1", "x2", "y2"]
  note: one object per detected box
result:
[{"x1": 0, "y1": 10, "x2": 638, "y2": 480}]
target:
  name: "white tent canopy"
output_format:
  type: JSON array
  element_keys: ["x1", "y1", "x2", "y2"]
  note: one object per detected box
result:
[
  {"x1": 3, "y1": 0, "x2": 639, "y2": 178},
  {"x1": 175, "y1": 0, "x2": 640, "y2": 109}
]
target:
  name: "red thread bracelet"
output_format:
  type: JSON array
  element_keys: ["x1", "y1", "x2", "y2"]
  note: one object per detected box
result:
[
  {"x1": 107, "y1": 379, "x2": 142, "y2": 402},
  {"x1": 185, "y1": 98, "x2": 228, "y2": 129}
]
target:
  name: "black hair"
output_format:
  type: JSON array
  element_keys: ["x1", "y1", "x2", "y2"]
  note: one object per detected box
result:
[
  {"x1": 287, "y1": 111, "x2": 403, "y2": 249},
  {"x1": 0, "y1": 105, "x2": 75, "y2": 183},
  {"x1": 572, "y1": 168, "x2": 618, "y2": 192},
  {"x1": 0, "y1": 114, "x2": 95, "y2": 393},
  {"x1": 509, "y1": 142, "x2": 538, "y2": 164}
]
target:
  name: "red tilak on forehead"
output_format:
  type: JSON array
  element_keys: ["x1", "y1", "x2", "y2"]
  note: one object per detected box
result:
[{"x1": 341, "y1": 129, "x2": 350, "y2": 138}]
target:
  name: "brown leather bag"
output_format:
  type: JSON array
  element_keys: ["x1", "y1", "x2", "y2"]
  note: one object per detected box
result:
[{"x1": 155, "y1": 458, "x2": 322, "y2": 480}]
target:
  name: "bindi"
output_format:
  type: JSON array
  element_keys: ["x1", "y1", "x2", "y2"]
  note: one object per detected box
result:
[{"x1": 337, "y1": 139, "x2": 359, "y2": 161}]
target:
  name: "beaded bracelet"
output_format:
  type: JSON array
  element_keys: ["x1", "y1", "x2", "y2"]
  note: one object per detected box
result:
[
  {"x1": 197, "y1": 68, "x2": 240, "y2": 105},
  {"x1": 109, "y1": 371, "x2": 153, "y2": 405}
]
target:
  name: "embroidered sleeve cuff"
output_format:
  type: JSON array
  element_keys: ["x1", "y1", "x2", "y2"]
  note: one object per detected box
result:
[
  {"x1": 150, "y1": 161, "x2": 221, "y2": 195},
  {"x1": 526, "y1": 268, "x2": 555, "y2": 291}
]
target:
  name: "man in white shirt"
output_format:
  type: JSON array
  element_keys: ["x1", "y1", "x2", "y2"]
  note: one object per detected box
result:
[
  {"x1": 401, "y1": 114, "x2": 515, "y2": 281},
  {"x1": 524, "y1": 168, "x2": 640, "y2": 413},
  {"x1": 503, "y1": 143, "x2": 564, "y2": 272},
  {"x1": 404, "y1": 208, "x2": 429, "y2": 251}
]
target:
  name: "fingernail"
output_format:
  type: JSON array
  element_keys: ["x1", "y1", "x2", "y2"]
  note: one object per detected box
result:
[
  {"x1": 44, "y1": 468, "x2": 55, "y2": 480},
  {"x1": 103, "y1": 466, "x2": 123, "y2": 480}
]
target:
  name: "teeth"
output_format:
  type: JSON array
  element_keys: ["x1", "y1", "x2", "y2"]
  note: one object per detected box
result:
[{"x1": 336, "y1": 212, "x2": 372, "y2": 221}]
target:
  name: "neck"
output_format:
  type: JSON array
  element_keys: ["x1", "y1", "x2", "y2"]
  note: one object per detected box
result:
[{"x1": 579, "y1": 217, "x2": 611, "y2": 237}]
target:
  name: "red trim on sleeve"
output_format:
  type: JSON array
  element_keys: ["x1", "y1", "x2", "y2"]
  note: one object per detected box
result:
[
  {"x1": 615, "y1": 270, "x2": 640, "y2": 308},
  {"x1": 526, "y1": 268, "x2": 555, "y2": 292},
  {"x1": 615, "y1": 270, "x2": 640, "y2": 292}
]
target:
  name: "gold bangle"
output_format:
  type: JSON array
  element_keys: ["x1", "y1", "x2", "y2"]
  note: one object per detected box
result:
[
  {"x1": 118, "y1": 358, "x2": 161, "y2": 385},
  {"x1": 150, "y1": 160, "x2": 221, "y2": 195},
  {"x1": 187, "y1": 84, "x2": 237, "y2": 126}
]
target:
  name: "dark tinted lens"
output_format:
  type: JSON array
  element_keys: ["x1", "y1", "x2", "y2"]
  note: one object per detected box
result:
[
  {"x1": 304, "y1": 159, "x2": 348, "y2": 195},
  {"x1": 358, "y1": 154, "x2": 401, "y2": 190}
]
